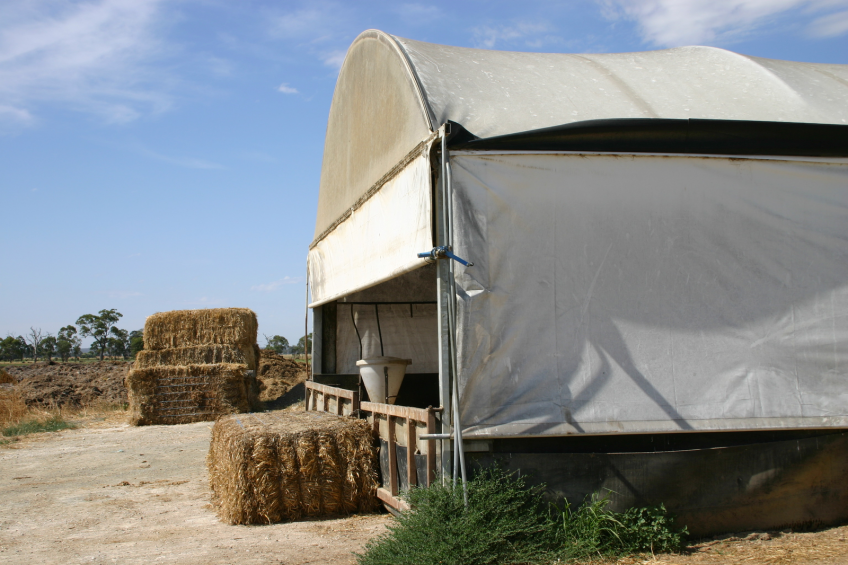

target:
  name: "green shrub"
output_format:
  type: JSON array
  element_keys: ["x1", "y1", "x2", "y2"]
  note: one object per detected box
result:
[
  {"x1": 556, "y1": 495, "x2": 687, "y2": 559},
  {"x1": 357, "y1": 467, "x2": 557, "y2": 565},
  {"x1": 2, "y1": 416, "x2": 76, "y2": 437},
  {"x1": 357, "y1": 467, "x2": 687, "y2": 565}
]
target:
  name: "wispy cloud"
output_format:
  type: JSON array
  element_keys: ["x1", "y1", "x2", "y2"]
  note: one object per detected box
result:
[
  {"x1": 321, "y1": 50, "x2": 346, "y2": 69},
  {"x1": 0, "y1": 0, "x2": 173, "y2": 124},
  {"x1": 137, "y1": 146, "x2": 224, "y2": 170},
  {"x1": 277, "y1": 83, "x2": 298, "y2": 94},
  {"x1": 0, "y1": 103, "x2": 32, "y2": 124},
  {"x1": 184, "y1": 296, "x2": 224, "y2": 306},
  {"x1": 251, "y1": 277, "x2": 302, "y2": 292},
  {"x1": 206, "y1": 56, "x2": 234, "y2": 77},
  {"x1": 601, "y1": 0, "x2": 848, "y2": 47},
  {"x1": 269, "y1": 6, "x2": 334, "y2": 39},
  {"x1": 472, "y1": 22, "x2": 553, "y2": 49},
  {"x1": 108, "y1": 290, "x2": 142, "y2": 299},
  {"x1": 393, "y1": 4, "x2": 443, "y2": 25},
  {"x1": 807, "y1": 8, "x2": 848, "y2": 36},
  {"x1": 240, "y1": 151, "x2": 277, "y2": 163},
  {"x1": 266, "y1": 3, "x2": 355, "y2": 73}
]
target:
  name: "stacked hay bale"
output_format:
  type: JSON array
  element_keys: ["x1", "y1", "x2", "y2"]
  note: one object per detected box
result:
[
  {"x1": 127, "y1": 308, "x2": 261, "y2": 425},
  {"x1": 208, "y1": 410, "x2": 379, "y2": 525}
]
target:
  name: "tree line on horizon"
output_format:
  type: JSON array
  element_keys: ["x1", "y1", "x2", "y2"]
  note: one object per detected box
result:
[
  {"x1": 1, "y1": 309, "x2": 143, "y2": 363},
  {"x1": 263, "y1": 333, "x2": 312, "y2": 356}
]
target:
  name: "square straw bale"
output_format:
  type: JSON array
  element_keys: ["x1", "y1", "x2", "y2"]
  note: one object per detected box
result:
[
  {"x1": 126, "y1": 363, "x2": 252, "y2": 426},
  {"x1": 207, "y1": 411, "x2": 379, "y2": 525},
  {"x1": 134, "y1": 344, "x2": 258, "y2": 370},
  {"x1": 143, "y1": 308, "x2": 258, "y2": 350}
]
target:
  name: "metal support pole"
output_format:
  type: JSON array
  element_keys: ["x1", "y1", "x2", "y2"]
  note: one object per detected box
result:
[
  {"x1": 436, "y1": 126, "x2": 453, "y2": 483},
  {"x1": 305, "y1": 258, "x2": 311, "y2": 380},
  {"x1": 444, "y1": 150, "x2": 468, "y2": 506}
]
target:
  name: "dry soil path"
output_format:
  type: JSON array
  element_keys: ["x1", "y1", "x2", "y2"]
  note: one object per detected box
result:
[{"x1": 0, "y1": 421, "x2": 389, "y2": 565}]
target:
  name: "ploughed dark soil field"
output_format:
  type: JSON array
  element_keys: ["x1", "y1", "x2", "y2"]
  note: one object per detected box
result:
[
  {"x1": 3, "y1": 350, "x2": 307, "y2": 410},
  {"x1": 5, "y1": 361, "x2": 129, "y2": 407}
]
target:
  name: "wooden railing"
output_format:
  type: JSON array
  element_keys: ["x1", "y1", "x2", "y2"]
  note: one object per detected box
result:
[
  {"x1": 360, "y1": 401, "x2": 439, "y2": 512},
  {"x1": 302, "y1": 381, "x2": 441, "y2": 513},
  {"x1": 304, "y1": 381, "x2": 360, "y2": 416}
]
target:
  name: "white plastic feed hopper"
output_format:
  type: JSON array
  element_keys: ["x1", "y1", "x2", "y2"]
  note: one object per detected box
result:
[{"x1": 356, "y1": 356, "x2": 411, "y2": 404}]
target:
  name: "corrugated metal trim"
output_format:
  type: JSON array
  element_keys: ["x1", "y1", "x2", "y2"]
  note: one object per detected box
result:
[{"x1": 309, "y1": 132, "x2": 438, "y2": 250}]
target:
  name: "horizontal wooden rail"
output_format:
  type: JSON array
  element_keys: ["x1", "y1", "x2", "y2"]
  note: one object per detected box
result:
[
  {"x1": 360, "y1": 401, "x2": 439, "y2": 512},
  {"x1": 360, "y1": 401, "x2": 431, "y2": 421},
  {"x1": 304, "y1": 383, "x2": 440, "y2": 513},
  {"x1": 304, "y1": 381, "x2": 360, "y2": 415}
]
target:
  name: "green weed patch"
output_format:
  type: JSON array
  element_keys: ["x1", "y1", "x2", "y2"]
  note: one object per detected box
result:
[
  {"x1": 2, "y1": 416, "x2": 76, "y2": 437},
  {"x1": 356, "y1": 467, "x2": 686, "y2": 565}
]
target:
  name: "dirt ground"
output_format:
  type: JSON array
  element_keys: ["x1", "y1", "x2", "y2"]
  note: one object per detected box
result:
[
  {"x1": 0, "y1": 415, "x2": 389, "y2": 565},
  {"x1": 611, "y1": 528, "x2": 848, "y2": 565},
  {"x1": 2, "y1": 418, "x2": 848, "y2": 565},
  {"x1": 256, "y1": 350, "x2": 309, "y2": 408}
]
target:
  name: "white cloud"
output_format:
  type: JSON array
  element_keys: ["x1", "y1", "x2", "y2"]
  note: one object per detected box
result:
[
  {"x1": 321, "y1": 50, "x2": 347, "y2": 70},
  {"x1": 393, "y1": 4, "x2": 443, "y2": 25},
  {"x1": 602, "y1": 0, "x2": 848, "y2": 47},
  {"x1": 277, "y1": 83, "x2": 298, "y2": 94},
  {"x1": 206, "y1": 56, "x2": 234, "y2": 77},
  {"x1": 183, "y1": 296, "x2": 225, "y2": 306},
  {"x1": 240, "y1": 151, "x2": 277, "y2": 163},
  {"x1": 251, "y1": 277, "x2": 301, "y2": 292},
  {"x1": 108, "y1": 290, "x2": 142, "y2": 299},
  {"x1": 472, "y1": 22, "x2": 552, "y2": 49},
  {"x1": 807, "y1": 8, "x2": 848, "y2": 36},
  {"x1": 137, "y1": 146, "x2": 224, "y2": 170},
  {"x1": 270, "y1": 6, "x2": 332, "y2": 38},
  {"x1": 0, "y1": 103, "x2": 32, "y2": 123},
  {"x1": 0, "y1": 0, "x2": 173, "y2": 124}
]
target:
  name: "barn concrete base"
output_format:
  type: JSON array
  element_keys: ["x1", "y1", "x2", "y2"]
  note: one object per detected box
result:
[{"x1": 463, "y1": 430, "x2": 848, "y2": 537}]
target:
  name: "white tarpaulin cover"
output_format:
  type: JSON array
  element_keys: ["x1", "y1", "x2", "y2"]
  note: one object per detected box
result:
[
  {"x1": 451, "y1": 152, "x2": 848, "y2": 437},
  {"x1": 395, "y1": 37, "x2": 848, "y2": 139},
  {"x1": 335, "y1": 303, "x2": 439, "y2": 375},
  {"x1": 311, "y1": 30, "x2": 848, "y2": 307},
  {"x1": 308, "y1": 151, "x2": 432, "y2": 307},
  {"x1": 333, "y1": 266, "x2": 439, "y2": 374}
]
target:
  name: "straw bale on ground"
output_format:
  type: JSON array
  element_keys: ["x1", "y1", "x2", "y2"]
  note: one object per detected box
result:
[
  {"x1": 127, "y1": 364, "x2": 252, "y2": 426},
  {"x1": 207, "y1": 410, "x2": 379, "y2": 525},
  {"x1": 143, "y1": 308, "x2": 258, "y2": 350},
  {"x1": 135, "y1": 344, "x2": 258, "y2": 370}
]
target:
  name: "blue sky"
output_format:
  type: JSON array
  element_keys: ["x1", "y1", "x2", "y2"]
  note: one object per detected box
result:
[{"x1": 1, "y1": 0, "x2": 847, "y2": 348}]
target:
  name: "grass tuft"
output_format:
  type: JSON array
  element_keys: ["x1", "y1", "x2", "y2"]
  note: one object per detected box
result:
[
  {"x1": 2, "y1": 415, "x2": 76, "y2": 437},
  {"x1": 0, "y1": 369, "x2": 15, "y2": 384},
  {"x1": 558, "y1": 494, "x2": 687, "y2": 558},
  {"x1": 0, "y1": 388, "x2": 28, "y2": 427},
  {"x1": 356, "y1": 467, "x2": 687, "y2": 565}
]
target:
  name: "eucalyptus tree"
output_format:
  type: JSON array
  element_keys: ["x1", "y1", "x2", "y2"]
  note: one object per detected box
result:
[
  {"x1": 24, "y1": 327, "x2": 44, "y2": 362},
  {"x1": 76, "y1": 309, "x2": 123, "y2": 361}
]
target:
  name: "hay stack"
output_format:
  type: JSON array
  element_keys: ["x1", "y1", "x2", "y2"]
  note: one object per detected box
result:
[
  {"x1": 127, "y1": 308, "x2": 261, "y2": 425},
  {"x1": 143, "y1": 308, "x2": 258, "y2": 350},
  {"x1": 207, "y1": 410, "x2": 379, "y2": 525},
  {"x1": 134, "y1": 344, "x2": 258, "y2": 369}
]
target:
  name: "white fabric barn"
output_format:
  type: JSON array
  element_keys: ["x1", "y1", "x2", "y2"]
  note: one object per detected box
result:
[{"x1": 309, "y1": 30, "x2": 848, "y2": 441}]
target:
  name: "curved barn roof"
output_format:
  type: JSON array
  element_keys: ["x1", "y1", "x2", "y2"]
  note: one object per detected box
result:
[{"x1": 315, "y1": 30, "x2": 848, "y2": 238}]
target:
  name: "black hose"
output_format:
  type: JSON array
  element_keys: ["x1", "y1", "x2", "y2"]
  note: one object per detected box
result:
[{"x1": 350, "y1": 304, "x2": 363, "y2": 360}]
